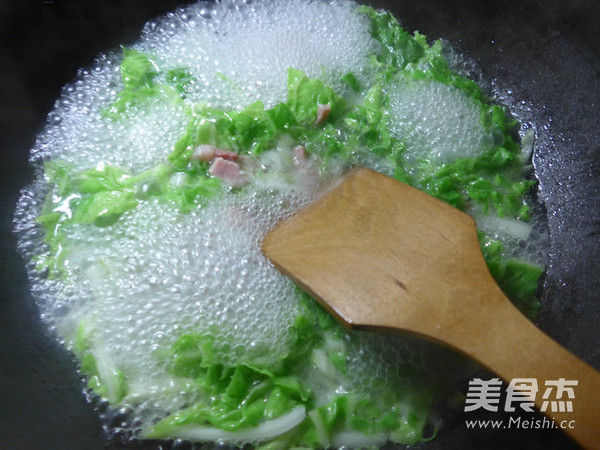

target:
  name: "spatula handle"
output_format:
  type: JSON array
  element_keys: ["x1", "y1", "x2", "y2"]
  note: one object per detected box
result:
[{"x1": 456, "y1": 287, "x2": 600, "y2": 449}]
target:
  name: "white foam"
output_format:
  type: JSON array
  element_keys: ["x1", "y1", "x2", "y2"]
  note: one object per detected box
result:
[
  {"x1": 138, "y1": 0, "x2": 378, "y2": 110},
  {"x1": 32, "y1": 59, "x2": 188, "y2": 174},
  {"x1": 388, "y1": 79, "x2": 494, "y2": 166},
  {"x1": 61, "y1": 183, "x2": 314, "y2": 369}
]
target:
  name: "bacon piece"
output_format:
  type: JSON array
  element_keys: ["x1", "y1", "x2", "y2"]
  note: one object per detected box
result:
[
  {"x1": 292, "y1": 145, "x2": 307, "y2": 167},
  {"x1": 209, "y1": 157, "x2": 248, "y2": 187},
  {"x1": 192, "y1": 145, "x2": 238, "y2": 162},
  {"x1": 291, "y1": 144, "x2": 320, "y2": 186},
  {"x1": 315, "y1": 103, "x2": 331, "y2": 125},
  {"x1": 214, "y1": 148, "x2": 238, "y2": 161},
  {"x1": 191, "y1": 144, "x2": 217, "y2": 162}
]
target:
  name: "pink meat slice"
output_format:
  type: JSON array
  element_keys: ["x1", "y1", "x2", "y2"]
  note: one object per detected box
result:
[
  {"x1": 315, "y1": 103, "x2": 331, "y2": 125},
  {"x1": 292, "y1": 145, "x2": 307, "y2": 167},
  {"x1": 209, "y1": 157, "x2": 248, "y2": 187},
  {"x1": 214, "y1": 148, "x2": 238, "y2": 161},
  {"x1": 192, "y1": 145, "x2": 238, "y2": 162}
]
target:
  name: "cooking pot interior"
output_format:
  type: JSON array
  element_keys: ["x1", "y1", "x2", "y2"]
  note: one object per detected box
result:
[{"x1": 0, "y1": 0, "x2": 598, "y2": 449}]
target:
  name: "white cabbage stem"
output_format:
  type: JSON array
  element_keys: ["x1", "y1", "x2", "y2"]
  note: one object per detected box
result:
[{"x1": 159, "y1": 406, "x2": 306, "y2": 443}]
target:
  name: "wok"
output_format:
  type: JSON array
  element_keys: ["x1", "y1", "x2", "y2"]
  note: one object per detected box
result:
[{"x1": 0, "y1": 0, "x2": 598, "y2": 449}]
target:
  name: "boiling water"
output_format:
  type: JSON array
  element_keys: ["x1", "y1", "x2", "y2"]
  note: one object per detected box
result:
[{"x1": 13, "y1": 0, "x2": 548, "y2": 446}]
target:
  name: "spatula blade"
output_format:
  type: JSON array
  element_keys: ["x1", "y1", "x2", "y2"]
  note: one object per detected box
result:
[{"x1": 262, "y1": 167, "x2": 489, "y2": 333}]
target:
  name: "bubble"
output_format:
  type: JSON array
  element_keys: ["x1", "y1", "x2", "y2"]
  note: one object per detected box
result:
[{"x1": 388, "y1": 79, "x2": 494, "y2": 166}]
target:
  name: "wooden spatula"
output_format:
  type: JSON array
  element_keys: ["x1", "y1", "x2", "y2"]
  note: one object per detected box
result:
[{"x1": 262, "y1": 167, "x2": 600, "y2": 449}]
